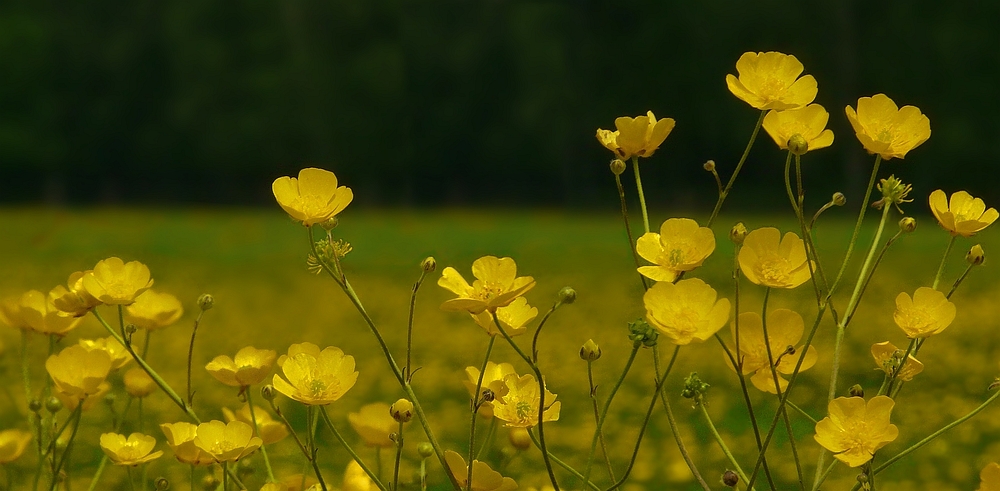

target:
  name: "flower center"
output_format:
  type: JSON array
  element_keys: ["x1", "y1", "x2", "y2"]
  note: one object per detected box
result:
[{"x1": 756, "y1": 256, "x2": 790, "y2": 285}]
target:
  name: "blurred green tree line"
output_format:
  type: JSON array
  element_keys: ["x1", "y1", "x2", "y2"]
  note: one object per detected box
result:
[{"x1": 0, "y1": 1, "x2": 997, "y2": 208}]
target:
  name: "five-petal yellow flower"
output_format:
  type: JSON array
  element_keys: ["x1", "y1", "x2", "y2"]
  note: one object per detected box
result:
[
  {"x1": 272, "y1": 167, "x2": 354, "y2": 226},
  {"x1": 49, "y1": 271, "x2": 102, "y2": 317},
  {"x1": 82, "y1": 257, "x2": 154, "y2": 305},
  {"x1": 761, "y1": 104, "x2": 834, "y2": 154},
  {"x1": 928, "y1": 189, "x2": 998, "y2": 237},
  {"x1": 78, "y1": 336, "x2": 133, "y2": 371},
  {"x1": 464, "y1": 362, "x2": 514, "y2": 418},
  {"x1": 125, "y1": 289, "x2": 185, "y2": 330},
  {"x1": 193, "y1": 420, "x2": 262, "y2": 463},
  {"x1": 491, "y1": 373, "x2": 560, "y2": 428},
  {"x1": 845, "y1": 94, "x2": 930, "y2": 160},
  {"x1": 893, "y1": 287, "x2": 956, "y2": 338},
  {"x1": 272, "y1": 345, "x2": 358, "y2": 405},
  {"x1": 738, "y1": 227, "x2": 812, "y2": 289},
  {"x1": 45, "y1": 344, "x2": 113, "y2": 402},
  {"x1": 99, "y1": 432, "x2": 163, "y2": 466},
  {"x1": 160, "y1": 422, "x2": 215, "y2": 466},
  {"x1": 444, "y1": 450, "x2": 517, "y2": 491},
  {"x1": 814, "y1": 395, "x2": 899, "y2": 467},
  {"x1": 18, "y1": 290, "x2": 82, "y2": 335},
  {"x1": 731, "y1": 309, "x2": 818, "y2": 394},
  {"x1": 439, "y1": 256, "x2": 535, "y2": 314},
  {"x1": 596, "y1": 111, "x2": 676, "y2": 160},
  {"x1": 471, "y1": 297, "x2": 537, "y2": 337},
  {"x1": 726, "y1": 51, "x2": 818, "y2": 110},
  {"x1": 206, "y1": 346, "x2": 277, "y2": 388},
  {"x1": 871, "y1": 341, "x2": 923, "y2": 382},
  {"x1": 636, "y1": 218, "x2": 716, "y2": 282},
  {"x1": 643, "y1": 278, "x2": 731, "y2": 345}
]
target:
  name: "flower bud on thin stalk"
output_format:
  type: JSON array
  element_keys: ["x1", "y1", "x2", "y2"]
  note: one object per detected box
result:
[
  {"x1": 197, "y1": 294, "x2": 214, "y2": 311},
  {"x1": 557, "y1": 286, "x2": 577, "y2": 304},
  {"x1": 899, "y1": 217, "x2": 916, "y2": 233},
  {"x1": 580, "y1": 339, "x2": 602, "y2": 361},
  {"x1": 610, "y1": 159, "x2": 626, "y2": 176},
  {"x1": 723, "y1": 470, "x2": 740, "y2": 487},
  {"x1": 421, "y1": 257, "x2": 437, "y2": 273},
  {"x1": 729, "y1": 222, "x2": 748, "y2": 245},
  {"x1": 968, "y1": 244, "x2": 985, "y2": 266},
  {"x1": 390, "y1": 399, "x2": 414, "y2": 423}
]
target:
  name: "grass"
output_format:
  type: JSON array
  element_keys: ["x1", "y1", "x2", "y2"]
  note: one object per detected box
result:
[{"x1": 1, "y1": 206, "x2": 998, "y2": 490}]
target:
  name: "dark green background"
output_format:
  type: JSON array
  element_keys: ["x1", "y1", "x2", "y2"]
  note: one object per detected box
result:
[{"x1": 1, "y1": 1, "x2": 997, "y2": 208}]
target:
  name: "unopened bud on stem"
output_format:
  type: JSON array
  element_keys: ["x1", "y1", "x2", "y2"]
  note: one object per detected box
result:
[
  {"x1": 899, "y1": 217, "x2": 916, "y2": 233},
  {"x1": 421, "y1": 257, "x2": 437, "y2": 273},
  {"x1": 197, "y1": 294, "x2": 214, "y2": 311},
  {"x1": 558, "y1": 287, "x2": 577, "y2": 304},
  {"x1": 967, "y1": 244, "x2": 985, "y2": 266},
  {"x1": 610, "y1": 159, "x2": 626, "y2": 176},
  {"x1": 729, "y1": 222, "x2": 748, "y2": 245},
  {"x1": 580, "y1": 339, "x2": 602, "y2": 361}
]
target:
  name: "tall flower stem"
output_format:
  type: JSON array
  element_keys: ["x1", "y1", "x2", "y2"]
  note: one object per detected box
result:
[
  {"x1": 706, "y1": 109, "x2": 766, "y2": 227},
  {"x1": 531, "y1": 300, "x2": 564, "y2": 364},
  {"x1": 581, "y1": 343, "x2": 640, "y2": 487},
  {"x1": 830, "y1": 155, "x2": 882, "y2": 294},
  {"x1": 186, "y1": 308, "x2": 207, "y2": 406},
  {"x1": 320, "y1": 407, "x2": 387, "y2": 491},
  {"x1": 698, "y1": 402, "x2": 753, "y2": 489},
  {"x1": 47, "y1": 405, "x2": 82, "y2": 491},
  {"x1": 630, "y1": 156, "x2": 651, "y2": 234},
  {"x1": 527, "y1": 431, "x2": 600, "y2": 491},
  {"x1": 86, "y1": 397, "x2": 134, "y2": 491},
  {"x1": 811, "y1": 460, "x2": 839, "y2": 491},
  {"x1": 392, "y1": 420, "x2": 404, "y2": 491},
  {"x1": 613, "y1": 172, "x2": 649, "y2": 290},
  {"x1": 586, "y1": 360, "x2": 615, "y2": 482},
  {"x1": 305, "y1": 406, "x2": 329, "y2": 491},
  {"x1": 467, "y1": 337, "x2": 496, "y2": 491},
  {"x1": 245, "y1": 390, "x2": 276, "y2": 482},
  {"x1": 931, "y1": 235, "x2": 957, "y2": 291},
  {"x1": 405, "y1": 268, "x2": 428, "y2": 382}
]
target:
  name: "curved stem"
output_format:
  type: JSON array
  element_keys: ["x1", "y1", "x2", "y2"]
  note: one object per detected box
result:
[
  {"x1": 405, "y1": 269, "x2": 428, "y2": 381},
  {"x1": 630, "y1": 156, "x2": 650, "y2": 234},
  {"x1": 530, "y1": 301, "x2": 562, "y2": 364},
  {"x1": 932, "y1": 236, "x2": 957, "y2": 291},
  {"x1": 186, "y1": 310, "x2": 205, "y2": 406},
  {"x1": 614, "y1": 173, "x2": 649, "y2": 290},
  {"x1": 321, "y1": 407, "x2": 388, "y2": 491},
  {"x1": 786, "y1": 401, "x2": 817, "y2": 424},
  {"x1": 245, "y1": 390, "x2": 276, "y2": 482},
  {"x1": 947, "y1": 263, "x2": 976, "y2": 299},
  {"x1": 467, "y1": 337, "x2": 496, "y2": 491},
  {"x1": 830, "y1": 155, "x2": 882, "y2": 294},
  {"x1": 706, "y1": 109, "x2": 766, "y2": 227},
  {"x1": 586, "y1": 361, "x2": 615, "y2": 482},
  {"x1": 698, "y1": 402, "x2": 752, "y2": 489},
  {"x1": 582, "y1": 344, "x2": 640, "y2": 487}
]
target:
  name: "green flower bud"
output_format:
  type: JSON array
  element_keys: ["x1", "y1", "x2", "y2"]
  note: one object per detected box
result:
[
  {"x1": 579, "y1": 339, "x2": 602, "y2": 361},
  {"x1": 197, "y1": 294, "x2": 214, "y2": 311},
  {"x1": 417, "y1": 442, "x2": 434, "y2": 459},
  {"x1": 390, "y1": 398, "x2": 414, "y2": 423},
  {"x1": 723, "y1": 470, "x2": 739, "y2": 487},
  {"x1": 558, "y1": 286, "x2": 577, "y2": 304},
  {"x1": 849, "y1": 384, "x2": 865, "y2": 398},
  {"x1": 319, "y1": 217, "x2": 339, "y2": 231},
  {"x1": 29, "y1": 399, "x2": 43, "y2": 413},
  {"x1": 421, "y1": 257, "x2": 437, "y2": 273},
  {"x1": 703, "y1": 160, "x2": 716, "y2": 172},
  {"x1": 899, "y1": 217, "x2": 916, "y2": 233},
  {"x1": 729, "y1": 222, "x2": 748, "y2": 245},
  {"x1": 260, "y1": 384, "x2": 276, "y2": 402},
  {"x1": 155, "y1": 477, "x2": 170, "y2": 490},
  {"x1": 45, "y1": 396, "x2": 63, "y2": 414},
  {"x1": 787, "y1": 134, "x2": 809, "y2": 156},
  {"x1": 610, "y1": 159, "x2": 626, "y2": 176},
  {"x1": 967, "y1": 244, "x2": 985, "y2": 266},
  {"x1": 832, "y1": 192, "x2": 847, "y2": 206}
]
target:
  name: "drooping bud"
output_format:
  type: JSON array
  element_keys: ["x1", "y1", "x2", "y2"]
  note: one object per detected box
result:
[
  {"x1": 899, "y1": 217, "x2": 916, "y2": 233},
  {"x1": 832, "y1": 192, "x2": 847, "y2": 206},
  {"x1": 558, "y1": 286, "x2": 577, "y2": 304},
  {"x1": 390, "y1": 399, "x2": 414, "y2": 423},
  {"x1": 197, "y1": 294, "x2": 214, "y2": 311},
  {"x1": 729, "y1": 222, "x2": 748, "y2": 245},
  {"x1": 702, "y1": 160, "x2": 716, "y2": 172},
  {"x1": 580, "y1": 339, "x2": 602, "y2": 361},
  {"x1": 722, "y1": 470, "x2": 739, "y2": 487},
  {"x1": 508, "y1": 427, "x2": 531, "y2": 450},
  {"x1": 417, "y1": 442, "x2": 434, "y2": 459},
  {"x1": 787, "y1": 134, "x2": 809, "y2": 156},
  {"x1": 849, "y1": 384, "x2": 865, "y2": 398},
  {"x1": 967, "y1": 244, "x2": 985, "y2": 266},
  {"x1": 260, "y1": 384, "x2": 276, "y2": 402},
  {"x1": 421, "y1": 257, "x2": 437, "y2": 273},
  {"x1": 610, "y1": 159, "x2": 626, "y2": 176}
]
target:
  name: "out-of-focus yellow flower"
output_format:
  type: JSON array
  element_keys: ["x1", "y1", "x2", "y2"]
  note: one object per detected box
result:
[
  {"x1": 439, "y1": 256, "x2": 535, "y2": 314},
  {"x1": 124, "y1": 368, "x2": 157, "y2": 398},
  {"x1": 193, "y1": 420, "x2": 262, "y2": 463},
  {"x1": 595, "y1": 111, "x2": 676, "y2": 160},
  {"x1": 272, "y1": 345, "x2": 358, "y2": 405},
  {"x1": 814, "y1": 396, "x2": 898, "y2": 467},
  {"x1": 726, "y1": 51, "x2": 817, "y2": 110},
  {"x1": 206, "y1": 346, "x2": 277, "y2": 388},
  {"x1": 125, "y1": 289, "x2": 184, "y2": 330},
  {"x1": 260, "y1": 484, "x2": 290, "y2": 491},
  {"x1": 894, "y1": 287, "x2": 956, "y2": 338},
  {"x1": 160, "y1": 422, "x2": 214, "y2": 466},
  {"x1": 272, "y1": 167, "x2": 354, "y2": 227},
  {"x1": 46, "y1": 344, "x2": 112, "y2": 402},
  {"x1": 732, "y1": 309, "x2": 817, "y2": 394},
  {"x1": 979, "y1": 462, "x2": 1000, "y2": 491},
  {"x1": 278, "y1": 474, "x2": 319, "y2": 491},
  {"x1": 444, "y1": 450, "x2": 517, "y2": 491},
  {"x1": 17, "y1": 290, "x2": 81, "y2": 335},
  {"x1": 464, "y1": 362, "x2": 515, "y2": 418},
  {"x1": 761, "y1": 104, "x2": 834, "y2": 155},
  {"x1": 491, "y1": 373, "x2": 560, "y2": 428},
  {"x1": 643, "y1": 278, "x2": 730, "y2": 346},
  {"x1": 82, "y1": 257, "x2": 154, "y2": 305},
  {"x1": 348, "y1": 403, "x2": 397, "y2": 448},
  {"x1": 738, "y1": 227, "x2": 812, "y2": 289},
  {"x1": 636, "y1": 218, "x2": 715, "y2": 282},
  {"x1": 79, "y1": 336, "x2": 133, "y2": 371},
  {"x1": 49, "y1": 271, "x2": 101, "y2": 317},
  {"x1": 929, "y1": 189, "x2": 998, "y2": 237},
  {"x1": 845, "y1": 94, "x2": 930, "y2": 160},
  {"x1": 0, "y1": 296, "x2": 29, "y2": 330},
  {"x1": 343, "y1": 460, "x2": 377, "y2": 491},
  {"x1": 99, "y1": 432, "x2": 163, "y2": 466},
  {"x1": 471, "y1": 297, "x2": 537, "y2": 337},
  {"x1": 56, "y1": 381, "x2": 110, "y2": 412},
  {"x1": 222, "y1": 404, "x2": 289, "y2": 445},
  {"x1": 871, "y1": 341, "x2": 923, "y2": 382},
  {"x1": 0, "y1": 429, "x2": 33, "y2": 464}
]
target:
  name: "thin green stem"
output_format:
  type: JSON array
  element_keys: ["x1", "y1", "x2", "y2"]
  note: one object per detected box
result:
[
  {"x1": 582, "y1": 343, "x2": 640, "y2": 487},
  {"x1": 614, "y1": 173, "x2": 650, "y2": 290},
  {"x1": 186, "y1": 309, "x2": 206, "y2": 407},
  {"x1": 245, "y1": 390, "x2": 276, "y2": 482},
  {"x1": 392, "y1": 420, "x2": 404, "y2": 491},
  {"x1": 706, "y1": 109, "x2": 766, "y2": 227},
  {"x1": 405, "y1": 269, "x2": 428, "y2": 382},
  {"x1": 126, "y1": 467, "x2": 136, "y2": 491},
  {"x1": 320, "y1": 407, "x2": 387, "y2": 491},
  {"x1": 630, "y1": 156, "x2": 650, "y2": 234},
  {"x1": 830, "y1": 154, "x2": 882, "y2": 294},
  {"x1": 527, "y1": 430, "x2": 600, "y2": 491},
  {"x1": 586, "y1": 361, "x2": 616, "y2": 483},
  {"x1": 375, "y1": 448, "x2": 383, "y2": 483},
  {"x1": 306, "y1": 407, "x2": 328, "y2": 491},
  {"x1": 467, "y1": 336, "x2": 495, "y2": 491},
  {"x1": 811, "y1": 459, "x2": 839, "y2": 491},
  {"x1": 786, "y1": 401, "x2": 817, "y2": 424},
  {"x1": 698, "y1": 402, "x2": 752, "y2": 489},
  {"x1": 932, "y1": 235, "x2": 957, "y2": 290},
  {"x1": 475, "y1": 418, "x2": 497, "y2": 461},
  {"x1": 530, "y1": 300, "x2": 563, "y2": 364},
  {"x1": 947, "y1": 263, "x2": 976, "y2": 299},
  {"x1": 48, "y1": 405, "x2": 82, "y2": 491},
  {"x1": 221, "y1": 463, "x2": 228, "y2": 491}
]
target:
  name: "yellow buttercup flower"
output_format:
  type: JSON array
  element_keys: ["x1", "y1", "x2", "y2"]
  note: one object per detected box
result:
[
  {"x1": 761, "y1": 104, "x2": 834, "y2": 155},
  {"x1": 0, "y1": 429, "x2": 33, "y2": 464},
  {"x1": 222, "y1": 404, "x2": 289, "y2": 445},
  {"x1": 123, "y1": 367, "x2": 157, "y2": 398},
  {"x1": 471, "y1": 297, "x2": 537, "y2": 337},
  {"x1": 491, "y1": 373, "x2": 560, "y2": 428},
  {"x1": 348, "y1": 403, "x2": 397, "y2": 448},
  {"x1": 444, "y1": 450, "x2": 518, "y2": 491},
  {"x1": 928, "y1": 189, "x2": 998, "y2": 237},
  {"x1": 18, "y1": 290, "x2": 81, "y2": 335},
  {"x1": 438, "y1": 256, "x2": 535, "y2": 314},
  {"x1": 643, "y1": 278, "x2": 730, "y2": 346},
  {"x1": 731, "y1": 309, "x2": 818, "y2": 394},
  {"x1": 814, "y1": 396, "x2": 898, "y2": 467},
  {"x1": 845, "y1": 94, "x2": 930, "y2": 160},
  {"x1": 636, "y1": 218, "x2": 715, "y2": 282},
  {"x1": 49, "y1": 271, "x2": 101, "y2": 317},
  {"x1": 464, "y1": 362, "x2": 515, "y2": 418},
  {"x1": 894, "y1": 287, "x2": 956, "y2": 338},
  {"x1": 125, "y1": 289, "x2": 184, "y2": 330},
  {"x1": 344, "y1": 460, "x2": 377, "y2": 491},
  {"x1": 871, "y1": 341, "x2": 923, "y2": 382},
  {"x1": 193, "y1": 420, "x2": 262, "y2": 463},
  {"x1": 160, "y1": 422, "x2": 214, "y2": 466},
  {"x1": 206, "y1": 346, "x2": 277, "y2": 388},
  {"x1": 726, "y1": 51, "x2": 817, "y2": 110},
  {"x1": 277, "y1": 342, "x2": 322, "y2": 367},
  {"x1": 595, "y1": 111, "x2": 676, "y2": 160},
  {"x1": 0, "y1": 296, "x2": 29, "y2": 330},
  {"x1": 82, "y1": 257, "x2": 154, "y2": 305},
  {"x1": 45, "y1": 344, "x2": 112, "y2": 401},
  {"x1": 79, "y1": 336, "x2": 133, "y2": 371},
  {"x1": 738, "y1": 227, "x2": 812, "y2": 289},
  {"x1": 56, "y1": 382, "x2": 110, "y2": 412},
  {"x1": 99, "y1": 432, "x2": 163, "y2": 466},
  {"x1": 272, "y1": 345, "x2": 358, "y2": 405},
  {"x1": 979, "y1": 462, "x2": 1000, "y2": 491},
  {"x1": 272, "y1": 167, "x2": 354, "y2": 227}
]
